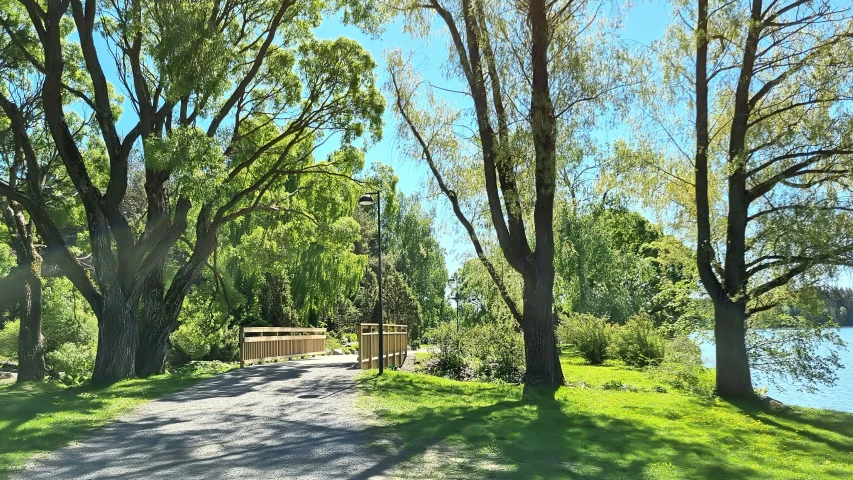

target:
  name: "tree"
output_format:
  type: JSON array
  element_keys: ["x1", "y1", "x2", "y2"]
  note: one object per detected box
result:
[
  {"x1": 0, "y1": 4, "x2": 50, "y2": 380},
  {"x1": 382, "y1": 268, "x2": 422, "y2": 340},
  {"x1": 384, "y1": 193, "x2": 447, "y2": 333},
  {"x1": 386, "y1": 0, "x2": 623, "y2": 385},
  {"x1": 0, "y1": 0, "x2": 383, "y2": 382},
  {"x1": 621, "y1": 0, "x2": 853, "y2": 397},
  {"x1": 555, "y1": 207, "x2": 701, "y2": 326}
]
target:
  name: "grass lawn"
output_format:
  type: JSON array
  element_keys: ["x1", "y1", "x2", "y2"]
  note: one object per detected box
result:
[
  {"x1": 0, "y1": 362, "x2": 235, "y2": 479},
  {"x1": 359, "y1": 359, "x2": 853, "y2": 479}
]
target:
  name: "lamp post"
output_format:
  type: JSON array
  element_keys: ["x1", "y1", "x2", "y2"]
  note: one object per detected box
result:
[{"x1": 359, "y1": 191, "x2": 384, "y2": 374}]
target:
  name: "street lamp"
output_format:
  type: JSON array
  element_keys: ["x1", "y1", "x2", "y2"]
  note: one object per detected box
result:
[{"x1": 359, "y1": 191, "x2": 384, "y2": 374}]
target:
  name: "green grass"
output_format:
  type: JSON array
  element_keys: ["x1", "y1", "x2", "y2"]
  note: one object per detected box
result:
[
  {"x1": 0, "y1": 362, "x2": 235, "y2": 479},
  {"x1": 359, "y1": 362, "x2": 853, "y2": 479}
]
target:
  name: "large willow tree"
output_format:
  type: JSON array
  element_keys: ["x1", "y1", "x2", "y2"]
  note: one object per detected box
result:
[
  {"x1": 621, "y1": 0, "x2": 853, "y2": 397},
  {"x1": 0, "y1": 0, "x2": 382, "y2": 382},
  {"x1": 387, "y1": 0, "x2": 625, "y2": 385}
]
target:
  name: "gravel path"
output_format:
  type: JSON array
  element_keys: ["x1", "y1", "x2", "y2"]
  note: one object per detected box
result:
[{"x1": 13, "y1": 355, "x2": 396, "y2": 480}]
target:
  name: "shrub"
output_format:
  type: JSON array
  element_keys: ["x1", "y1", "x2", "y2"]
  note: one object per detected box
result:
[
  {"x1": 325, "y1": 336, "x2": 344, "y2": 352},
  {"x1": 42, "y1": 277, "x2": 98, "y2": 352},
  {"x1": 610, "y1": 313, "x2": 666, "y2": 368},
  {"x1": 469, "y1": 320, "x2": 525, "y2": 383},
  {"x1": 170, "y1": 360, "x2": 235, "y2": 376},
  {"x1": 558, "y1": 313, "x2": 613, "y2": 365},
  {"x1": 649, "y1": 335, "x2": 714, "y2": 396},
  {"x1": 45, "y1": 342, "x2": 96, "y2": 385},
  {"x1": 0, "y1": 320, "x2": 19, "y2": 360},
  {"x1": 170, "y1": 321, "x2": 212, "y2": 363},
  {"x1": 423, "y1": 323, "x2": 469, "y2": 379}
]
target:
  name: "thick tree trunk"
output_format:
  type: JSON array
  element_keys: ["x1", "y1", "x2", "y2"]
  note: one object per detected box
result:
[
  {"x1": 136, "y1": 261, "x2": 170, "y2": 377},
  {"x1": 713, "y1": 299, "x2": 754, "y2": 398},
  {"x1": 521, "y1": 266, "x2": 564, "y2": 386},
  {"x1": 92, "y1": 293, "x2": 137, "y2": 383},
  {"x1": 136, "y1": 318, "x2": 172, "y2": 377},
  {"x1": 135, "y1": 217, "x2": 217, "y2": 376},
  {"x1": 17, "y1": 268, "x2": 45, "y2": 381}
]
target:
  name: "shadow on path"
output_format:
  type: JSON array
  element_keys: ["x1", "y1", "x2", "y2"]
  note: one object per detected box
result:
[{"x1": 13, "y1": 356, "x2": 382, "y2": 480}]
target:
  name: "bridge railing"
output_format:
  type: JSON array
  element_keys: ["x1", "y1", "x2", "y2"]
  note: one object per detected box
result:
[
  {"x1": 356, "y1": 323, "x2": 408, "y2": 370},
  {"x1": 239, "y1": 327, "x2": 326, "y2": 367}
]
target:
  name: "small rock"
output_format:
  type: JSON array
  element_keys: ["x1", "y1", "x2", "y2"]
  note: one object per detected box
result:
[
  {"x1": 761, "y1": 395, "x2": 789, "y2": 411},
  {"x1": 332, "y1": 349, "x2": 344, "y2": 355}
]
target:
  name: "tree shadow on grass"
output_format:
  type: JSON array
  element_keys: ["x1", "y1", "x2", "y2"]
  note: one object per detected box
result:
[
  {"x1": 357, "y1": 377, "x2": 755, "y2": 479},
  {"x1": 728, "y1": 397, "x2": 853, "y2": 453}
]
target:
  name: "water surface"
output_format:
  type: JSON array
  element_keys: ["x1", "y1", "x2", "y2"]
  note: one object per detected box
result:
[{"x1": 700, "y1": 327, "x2": 852, "y2": 412}]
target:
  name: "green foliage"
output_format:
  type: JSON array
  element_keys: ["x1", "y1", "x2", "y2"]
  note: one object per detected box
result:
[
  {"x1": 259, "y1": 272, "x2": 298, "y2": 327},
  {"x1": 144, "y1": 0, "x2": 237, "y2": 102},
  {"x1": 325, "y1": 336, "x2": 344, "y2": 352},
  {"x1": 0, "y1": 320, "x2": 19, "y2": 360},
  {"x1": 45, "y1": 343, "x2": 96, "y2": 386},
  {"x1": 469, "y1": 320, "x2": 525, "y2": 383},
  {"x1": 384, "y1": 194, "x2": 448, "y2": 334},
  {"x1": 555, "y1": 207, "x2": 702, "y2": 326},
  {"x1": 650, "y1": 336, "x2": 715, "y2": 397},
  {"x1": 143, "y1": 126, "x2": 227, "y2": 203},
  {"x1": 41, "y1": 278, "x2": 98, "y2": 353},
  {"x1": 422, "y1": 322, "x2": 469, "y2": 380},
  {"x1": 558, "y1": 313, "x2": 613, "y2": 365},
  {"x1": 170, "y1": 288, "x2": 239, "y2": 364},
  {"x1": 382, "y1": 268, "x2": 422, "y2": 340},
  {"x1": 610, "y1": 314, "x2": 666, "y2": 368},
  {"x1": 169, "y1": 361, "x2": 236, "y2": 377},
  {"x1": 170, "y1": 322, "x2": 212, "y2": 363}
]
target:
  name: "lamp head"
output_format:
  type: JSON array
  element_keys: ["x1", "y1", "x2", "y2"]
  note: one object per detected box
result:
[{"x1": 358, "y1": 193, "x2": 375, "y2": 206}]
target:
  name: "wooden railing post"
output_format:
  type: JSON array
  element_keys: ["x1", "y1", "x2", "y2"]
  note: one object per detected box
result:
[{"x1": 239, "y1": 327, "x2": 245, "y2": 368}]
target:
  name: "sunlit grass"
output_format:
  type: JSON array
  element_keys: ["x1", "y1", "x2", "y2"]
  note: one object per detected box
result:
[
  {"x1": 359, "y1": 362, "x2": 853, "y2": 479},
  {"x1": 0, "y1": 363, "x2": 235, "y2": 479}
]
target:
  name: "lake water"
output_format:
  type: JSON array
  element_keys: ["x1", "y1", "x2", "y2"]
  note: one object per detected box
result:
[{"x1": 699, "y1": 327, "x2": 853, "y2": 412}]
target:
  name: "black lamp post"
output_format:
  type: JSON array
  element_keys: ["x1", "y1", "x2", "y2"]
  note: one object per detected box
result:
[{"x1": 359, "y1": 191, "x2": 384, "y2": 374}]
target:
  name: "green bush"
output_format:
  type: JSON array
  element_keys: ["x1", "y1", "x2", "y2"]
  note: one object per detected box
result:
[
  {"x1": 423, "y1": 323, "x2": 469, "y2": 379},
  {"x1": 42, "y1": 278, "x2": 98, "y2": 353},
  {"x1": 170, "y1": 321, "x2": 212, "y2": 362},
  {"x1": 610, "y1": 314, "x2": 666, "y2": 368},
  {"x1": 649, "y1": 335, "x2": 714, "y2": 396},
  {"x1": 325, "y1": 336, "x2": 344, "y2": 352},
  {"x1": 169, "y1": 293, "x2": 239, "y2": 364},
  {"x1": 0, "y1": 320, "x2": 19, "y2": 360},
  {"x1": 469, "y1": 320, "x2": 525, "y2": 383},
  {"x1": 45, "y1": 342, "x2": 96, "y2": 385},
  {"x1": 170, "y1": 360, "x2": 235, "y2": 376},
  {"x1": 558, "y1": 313, "x2": 613, "y2": 365}
]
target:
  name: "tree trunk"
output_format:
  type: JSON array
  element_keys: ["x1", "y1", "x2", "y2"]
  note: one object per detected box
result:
[
  {"x1": 17, "y1": 268, "x2": 45, "y2": 381},
  {"x1": 135, "y1": 218, "x2": 217, "y2": 376},
  {"x1": 136, "y1": 317, "x2": 172, "y2": 377},
  {"x1": 521, "y1": 266, "x2": 564, "y2": 386},
  {"x1": 92, "y1": 292, "x2": 137, "y2": 383},
  {"x1": 136, "y1": 261, "x2": 170, "y2": 377},
  {"x1": 713, "y1": 299, "x2": 754, "y2": 398}
]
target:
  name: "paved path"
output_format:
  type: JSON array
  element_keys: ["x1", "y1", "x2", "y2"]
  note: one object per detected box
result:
[{"x1": 14, "y1": 356, "x2": 397, "y2": 480}]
